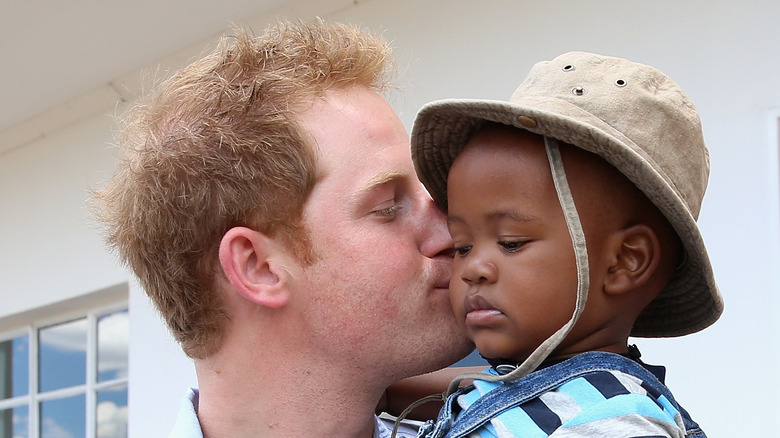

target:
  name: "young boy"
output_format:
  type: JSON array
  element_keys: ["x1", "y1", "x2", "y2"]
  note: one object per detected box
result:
[{"x1": 406, "y1": 52, "x2": 724, "y2": 437}]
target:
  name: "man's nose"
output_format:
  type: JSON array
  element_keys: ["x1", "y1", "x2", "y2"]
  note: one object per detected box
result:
[{"x1": 418, "y1": 197, "x2": 452, "y2": 259}]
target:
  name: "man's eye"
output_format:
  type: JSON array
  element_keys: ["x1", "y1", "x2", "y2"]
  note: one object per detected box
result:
[
  {"x1": 499, "y1": 240, "x2": 524, "y2": 253},
  {"x1": 375, "y1": 203, "x2": 401, "y2": 218},
  {"x1": 453, "y1": 245, "x2": 472, "y2": 257}
]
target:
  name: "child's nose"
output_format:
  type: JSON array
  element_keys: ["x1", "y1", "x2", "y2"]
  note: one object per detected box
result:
[{"x1": 460, "y1": 253, "x2": 497, "y2": 285}]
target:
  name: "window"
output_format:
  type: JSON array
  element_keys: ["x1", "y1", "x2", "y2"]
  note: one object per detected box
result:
[
  {"x1": 770, "y1": 109, "x2": 780, "y2": 227},
  {"x1": 776, "y1": 112, "x2": 780, "y2": 200},
  {"x1": 0, "y1": 304, "x2": 128, "y2": 438}
]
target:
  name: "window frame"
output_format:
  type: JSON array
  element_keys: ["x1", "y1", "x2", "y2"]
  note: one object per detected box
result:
[
  {"x1": 0, "y1": 301, "x2": 128, "y2": 438},
  {"x1": 771, "y1": 109, "x2": 780, "y2": 202}
]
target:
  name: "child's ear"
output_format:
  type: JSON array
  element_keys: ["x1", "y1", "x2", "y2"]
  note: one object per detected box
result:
[
  {"x1": 604, "y1": 224, "x2": 661, "y2": 295},
  {"x1": 218, "y1": 227, "x2": 290, "y2": 308}
]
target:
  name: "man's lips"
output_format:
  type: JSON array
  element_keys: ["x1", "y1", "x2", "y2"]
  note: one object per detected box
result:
[
  {"x1": 428, "y1": 276, "x2": 450, "y2": 299},
  {"x1": 434, "y1": 279, "x2": 450, "y2": 289},
  {"x1": 430, "y1": 261, "x2": 451, "y2": 290},
  {"x1": 463, "y1": 294, "x2": 503, "y2": 326}
]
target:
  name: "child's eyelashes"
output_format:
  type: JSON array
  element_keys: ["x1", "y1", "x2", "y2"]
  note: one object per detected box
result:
[
  {"x1": 452, "y1": 240, "x2": 526, "y2": 257},
  {"x1": 499, "y1": 240, "x2": 525, "y2": 253},
  {"x1": 453, "y1": 245, "x2": 472, "y2": 257}
]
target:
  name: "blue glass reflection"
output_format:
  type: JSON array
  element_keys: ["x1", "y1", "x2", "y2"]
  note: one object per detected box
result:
[
  {"x1": 1, "y1": 335, "x2": 29, "y2": 399},
  {"x1": 97, "y1": 385, "x2": 127, "y2": 438},
  {"x1": 0, "y1": 404, "x2": 28, "y2": 438},
  {"x1": 39, "y1": 319, "x2": 87, "y2": 393},
  {"x1": 97, "y1": 311, "x2": 129, "y2": 383},
  {"x1": 40, "y1": 394, "x2": 85, "y2": 438}
]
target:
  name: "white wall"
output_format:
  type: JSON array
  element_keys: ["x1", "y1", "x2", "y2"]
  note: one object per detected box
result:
[
  {"x1": 1, "y1": 0, "x2": 777, "y2": 436},
  {"x1": 0, "y1": 111, "x2": 126, "y2": 318}
]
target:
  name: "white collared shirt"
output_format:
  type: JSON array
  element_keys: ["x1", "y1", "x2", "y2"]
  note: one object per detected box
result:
[{"x1": 167, "y1": 387, "x2": 421, "y2": 438}]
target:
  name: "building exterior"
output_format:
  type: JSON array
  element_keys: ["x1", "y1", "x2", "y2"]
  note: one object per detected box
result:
[{"x1": 1, "y1": 1, "x2": 778, "y2": 436}]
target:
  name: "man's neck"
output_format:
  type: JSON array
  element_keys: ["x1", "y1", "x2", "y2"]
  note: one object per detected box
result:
[{"x1": 194, "y1": 353, "x2": 383, "y2": 438}]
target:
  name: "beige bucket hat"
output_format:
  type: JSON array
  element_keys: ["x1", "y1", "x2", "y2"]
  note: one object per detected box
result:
[{"x1": 412, "y1": 51, "x2": 723, "y2": 341}]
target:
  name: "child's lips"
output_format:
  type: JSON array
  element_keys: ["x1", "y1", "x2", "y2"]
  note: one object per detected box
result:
[{"x1": 463, "y1": 294, "x2": 503, "y2": 327}]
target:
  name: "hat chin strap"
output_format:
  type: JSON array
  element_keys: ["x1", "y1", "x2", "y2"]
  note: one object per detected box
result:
[{"x1": 446, "y1": 137, "x2": 590, "y2": 394}]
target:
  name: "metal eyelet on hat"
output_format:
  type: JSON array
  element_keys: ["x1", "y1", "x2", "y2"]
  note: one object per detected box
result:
[
  {"x1": 516, "y1": 115, "x2": 538, "y2": 128},
  {"x1": 615, "y1": 79, "x2": 627, "y2": 87},
  {"x1": 562, "y1": 64, "x2": 575, "y2": 72},
  {"x1": 572, "y1": 86, "x2": 586, "y2": 96}
]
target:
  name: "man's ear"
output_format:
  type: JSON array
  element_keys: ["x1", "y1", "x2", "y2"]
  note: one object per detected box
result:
[
  {"x1": 604, "y1": 224, "x2": 661, "y2": 295},
  {"x1": 219, "y1": 227, "x2": 290, "y2": 308}
]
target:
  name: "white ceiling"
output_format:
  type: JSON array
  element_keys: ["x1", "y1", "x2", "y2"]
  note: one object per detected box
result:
[{"x1": 1, "y1": 0, "x2": 297, "y2": 136}]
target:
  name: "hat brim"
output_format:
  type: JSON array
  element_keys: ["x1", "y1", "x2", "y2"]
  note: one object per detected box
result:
[{"x1": 411, "y1": 96, "x2": 723, "y2": 338}]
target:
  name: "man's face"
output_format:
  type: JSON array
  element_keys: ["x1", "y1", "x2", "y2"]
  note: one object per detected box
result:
[{"x1": 289, "y1": 86, "x2": 472, "y2": 382}]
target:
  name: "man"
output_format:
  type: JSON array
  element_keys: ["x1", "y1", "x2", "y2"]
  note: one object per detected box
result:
[{"x1": 93, "y1": 20, "x2": 472, "y2": 437}]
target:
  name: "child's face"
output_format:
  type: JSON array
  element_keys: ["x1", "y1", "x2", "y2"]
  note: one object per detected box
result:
[{"x1": 446, "y1": 126, "x2": 604, "y2": 363}]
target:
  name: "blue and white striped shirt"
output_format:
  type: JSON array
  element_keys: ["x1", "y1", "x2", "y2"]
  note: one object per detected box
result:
[
  {"x1": 416, "y1": 351, "x2": 705, "y2": 438},
  {"x1": 458, "y1": 368, "x2": 686, "y2": 437}
]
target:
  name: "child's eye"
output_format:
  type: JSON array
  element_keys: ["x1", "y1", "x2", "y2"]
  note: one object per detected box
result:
[
  {"x1": 453, "y1": 245, "x2": 472, "y2": 257},
  {"x1": 499, "y1": 240, "x2": 524, "y2": 253}
]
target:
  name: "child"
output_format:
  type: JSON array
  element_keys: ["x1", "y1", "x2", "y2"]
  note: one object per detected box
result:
[{"x1": 406, "y1": 52, "x2": 724, "y2": 437}]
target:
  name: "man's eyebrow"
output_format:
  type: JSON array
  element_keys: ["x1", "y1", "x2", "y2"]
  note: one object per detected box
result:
[
  {"x1": 350, "y1": 171, "x2": 406, "y2": 207},
  {"x1": 355, "y1": 171, "x2": 405, "y2": 196}
]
